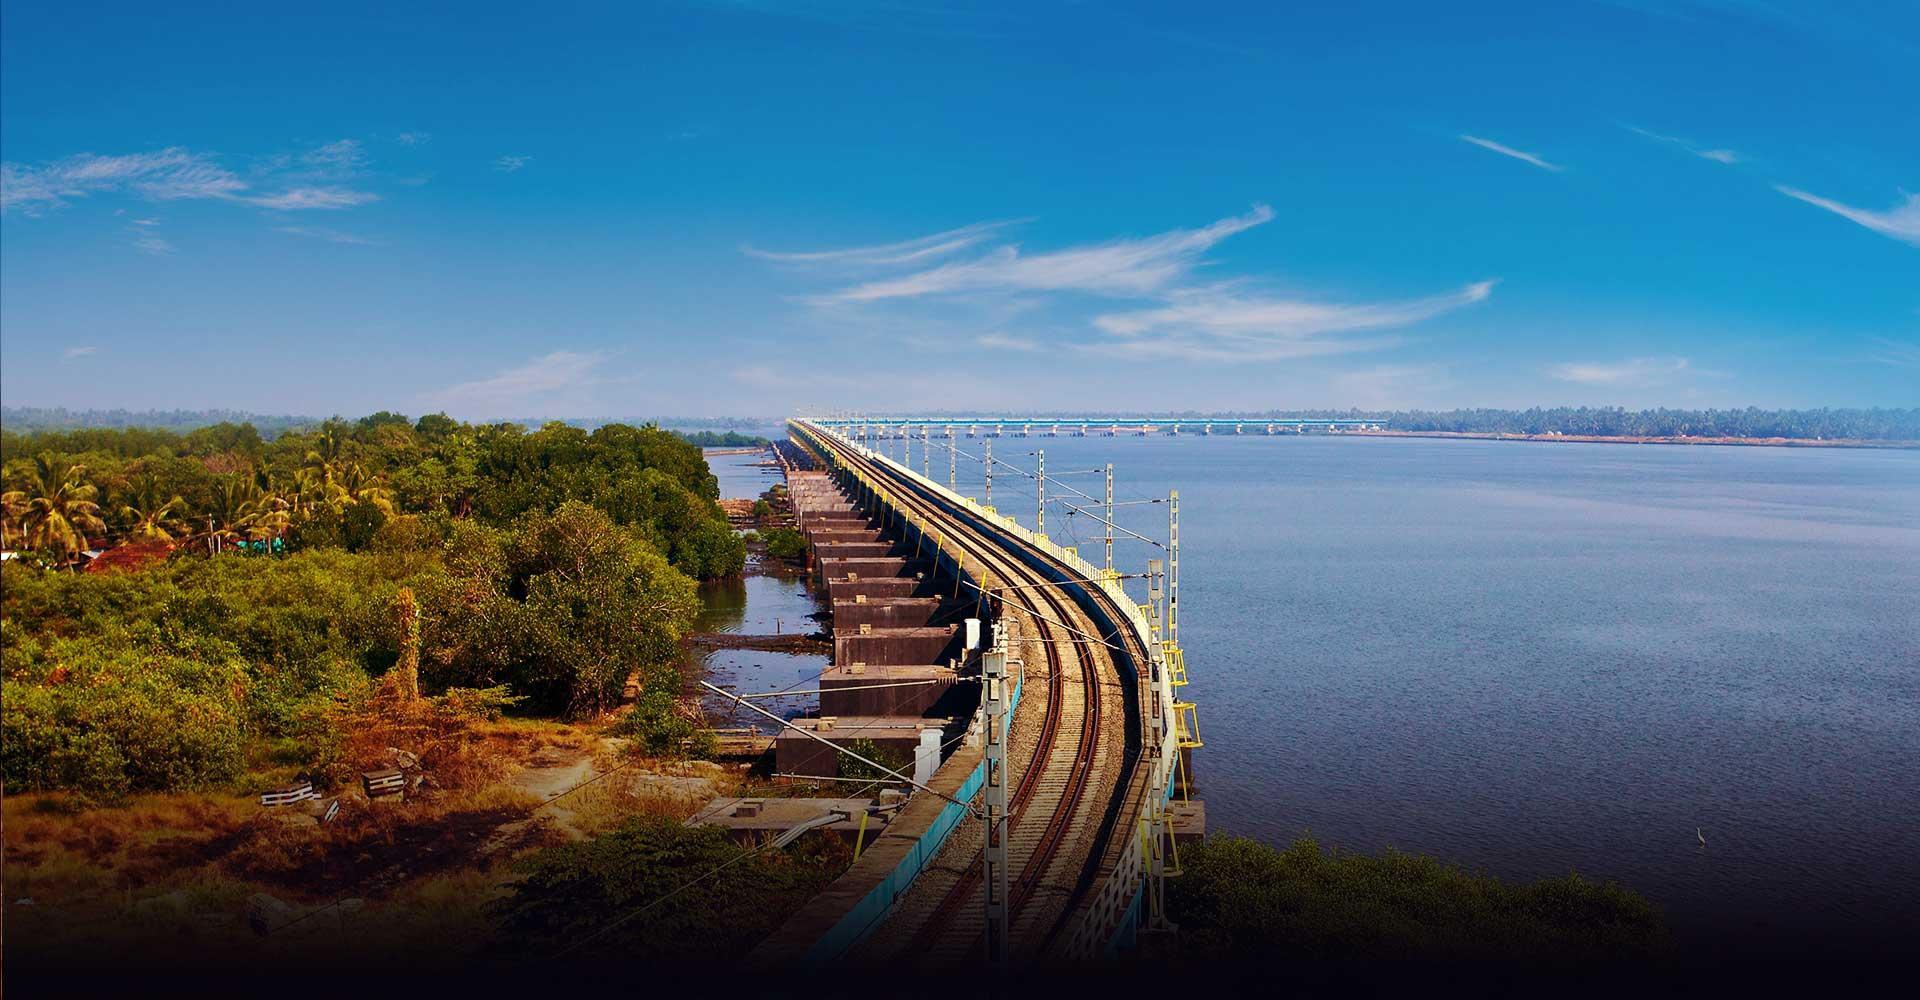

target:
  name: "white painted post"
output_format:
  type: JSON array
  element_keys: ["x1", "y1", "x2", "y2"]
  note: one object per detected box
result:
[
  {"x1": 1104, "y1": 463, "x2": 1114, "y2": 575},
  {"x1": 1036, "y1": 449, "x2": 1045, "y2": 535},
  {"x1": 914, "y1": 729, "x2": 940, "y2": 787},
  {"x1": 982, "y1": 623, "x2": 1010, "y2": 964}
]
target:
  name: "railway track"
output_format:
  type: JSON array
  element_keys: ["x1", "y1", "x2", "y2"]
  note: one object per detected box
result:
[{"x1": 817, "y1": 430, "x2": 1146, "y2": 962}]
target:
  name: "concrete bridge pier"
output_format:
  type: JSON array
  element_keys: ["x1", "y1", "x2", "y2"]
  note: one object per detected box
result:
[{"x1": 832, "y1": 595, "x2": 946, "y2": 630}]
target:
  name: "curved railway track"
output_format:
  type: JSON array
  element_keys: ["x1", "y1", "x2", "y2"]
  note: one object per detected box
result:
[{"x1": 818, "y1": 431, "x2": 1146, "y2": 961}]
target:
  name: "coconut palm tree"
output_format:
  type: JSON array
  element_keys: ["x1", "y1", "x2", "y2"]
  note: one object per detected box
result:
[
  {"x1": 0, "y1": 487, "x2": 26, "y2": 550},
  {"x1": 204, "y1": 475, "x2": 263, "y2": 551},
  {"x1": 276, "y1": 468, "x2": 322, "y2": 516},
  {"x1": 11, "y1": 454, "x2": 106, "y2": 564},
  {"x1": 329, "y1": 462, "x2": 396, "y2": 515},
  {"x1": 115, "y1": 473, "x2": 188, "y2": 541},
  {"x1": 304, "y1": 425, "x2": 348, "y2": 487}
]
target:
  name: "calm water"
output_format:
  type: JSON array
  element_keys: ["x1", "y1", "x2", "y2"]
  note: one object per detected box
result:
[
  {"x1": 693, "y1": 448, "x2": 830, "y2": 731},
  {"x1": 704, "y1": 445, "x2": 782, "y2": 501},
  {"x1": 871, "y1": 432, "x2": 1920, "y2": 951}
]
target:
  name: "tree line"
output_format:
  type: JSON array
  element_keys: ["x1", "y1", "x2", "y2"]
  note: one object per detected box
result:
[
  {"x1": 974, "y1": 406, "x2": 1920, "y2": 441},
  {"x1": 1, "y1": 412, "x2": 745, "y2": 578},
  {"x1": 1321, "y1": 406, "x2": 1920, "y2": 440},
  {"x1": 2, "y1": 412, "x2": 747, "y2": 796},
  {"x1": 672, "y1": 430, "x2": 771, "y2": 447}
]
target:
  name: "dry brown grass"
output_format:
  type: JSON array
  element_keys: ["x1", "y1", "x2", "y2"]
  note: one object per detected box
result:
[
  {"x1": 2, "y1": 713, "x2": 758, "y2": 972},
  {"x1": 316, "y1": 678, "x2": 524, "y2": 792},
  {"x1": 564, "y1": 773, "x2": 708, "y2": 836}
]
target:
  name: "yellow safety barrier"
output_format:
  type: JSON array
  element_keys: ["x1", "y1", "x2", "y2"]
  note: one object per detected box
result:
[{"x1": 1173, "y1": 701, "x2": 1202, "y2": 750}]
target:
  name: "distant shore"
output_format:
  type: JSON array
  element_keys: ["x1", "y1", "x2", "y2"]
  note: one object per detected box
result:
[{"x1": 1353, "y1": 429, "x2": 1920, "y2": 450}]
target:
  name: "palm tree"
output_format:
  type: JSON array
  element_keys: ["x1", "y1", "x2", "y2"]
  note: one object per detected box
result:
[
  {"x1": 0, "y1": 487, "x2": 26, "y2": 550},
  {"x1": 115, "y1": 473, "x2": 188, "y2": 541},
  {"x1": 279, "y1": 468, "x2": 323, "y2": 516},
  {"x1": 329, "y1": 462, "x2": 396, "y2": 515},
  {"x1": 204, "y1": 475, "x2": 263, "y2": 551},
  {"x1": 11, "y1": 454, "x2": 106, "y2": 564},
  {"x1": 304, "y1": 425, "x2": 349, "y2": 487}
]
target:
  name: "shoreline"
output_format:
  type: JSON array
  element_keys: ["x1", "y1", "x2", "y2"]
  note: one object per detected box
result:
[{"x1": 1351, "y1": 429, "x2": 1920, "y2": 450}]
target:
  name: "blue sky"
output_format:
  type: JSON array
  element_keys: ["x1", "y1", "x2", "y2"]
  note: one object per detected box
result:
[{"x1": 2, "y1": 0, "x2": 1915, "y2": 419}]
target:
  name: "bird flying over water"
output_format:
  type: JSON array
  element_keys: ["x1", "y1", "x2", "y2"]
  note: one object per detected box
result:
[{"x1": 1697, "y1": 827, "x2": 1707, "y2": 849}]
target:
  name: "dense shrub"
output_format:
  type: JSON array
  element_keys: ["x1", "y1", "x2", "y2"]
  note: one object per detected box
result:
[
  {"x1": 2, "y1": 634, "x2": 249, "y2": 796},
  {"x1": 491, "y1": 816, "x2": 847, "y2": 961},
  {"x1": 611, "y1": 684, "x2": 714, "y2": 759},
  {"x1": 1165, "y1": 835, "x2": 1669, "y2": 960},
  {"x1": 0, "y1": 502, "x2": 701, "y2": 793},
  {"x1": 838, "y1": 737, "x2": 912, "y2": 784},
  {"x1": 760, "y1": 527, "x2": 808, "y2": 561}
]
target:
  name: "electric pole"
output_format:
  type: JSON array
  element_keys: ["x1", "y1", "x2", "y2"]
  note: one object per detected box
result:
[
  {"x1": 1167, "y1": 489, "x2": 1180, "y2": 649},
  {"x1": 1036, "y1": 449, "x2": 1045, "y2": 535},
  {"x1": 1104, "y1": 463, "x2": 1114, "y2": 575},
  {"x1": 984, "y1": 440, "x2": 993, "y2": 506},
  {"x1": 981, "y1": 622, "x2": 1010, "y2": 965}
]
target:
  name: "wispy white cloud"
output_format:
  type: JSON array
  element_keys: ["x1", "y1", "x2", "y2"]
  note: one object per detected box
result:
[
  {"x1": 396, "y1": 131, "x2": 432, "y2": 147},
  {"x1": 1872, "y1": 338, "x2": 1920, "y2": 368},
  {"x1": 302, "y1": 139, "x2": 367, "y2": 174},
  {"x1": 429, "y1": 351, "x2": 608, "y2": 414},
  {"x1": 745, "y1": 219, "x2": 1024, "y2": 266},
  {"x1": 241, "y1": 187, "x2": 380, "y2": 211},
  {"x1": 1774, "y1": 187, "x2": 1920, "y2": 247},
  {"x1": 277, "y1": 225, "x2": 378, "y2": 245},
  {"x1": 1459, "y1": 134, "x2": 1563, "y2": 172},
  {"x1": 819, "y1": 204, "x2": 1274, "y2": 303},
  {"x1": 1, "y1": 144, "x2": 379, "y2": 215},
  {"x1": 1623, "y1": 124, "x2": 1740, "y2": 164},
  {"x1": 62, "y1": 346, "x2": 99, "y2": 359},
  {"x1": 2, "y1": 148, "x2": 242, "y2": 213},
  {"x1": 758, "y1": 206, "x2": 1494, "y2": 366},
  {"x1": 1548, "y1": 356, "x2": 1691, "y2": 386},
  {"x1": 976, "y1": 332, "x2": 1040, "y2": 352},
  {"x1": 1092, "y1": 280, "x2": 1495, "y2": 361},
  {"x1": 494, "y1": 155, "x2": 532, "y2": 173},
  {"x1": 132, "y1": 235, "x2": 176, "y2": 255}
]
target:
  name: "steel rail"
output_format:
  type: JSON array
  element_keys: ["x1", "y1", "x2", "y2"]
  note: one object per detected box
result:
[
  {"x1": 834, "y1": 438, "x2": 1093, "y2": 960},
  {"x1": 815, "y1": 427, "x2": 1145, "y2": 959}
]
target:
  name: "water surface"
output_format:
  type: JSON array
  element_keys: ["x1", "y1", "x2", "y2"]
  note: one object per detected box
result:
[{"x1": 906, "y1": 433, "x2": 1920, "y2": 951}]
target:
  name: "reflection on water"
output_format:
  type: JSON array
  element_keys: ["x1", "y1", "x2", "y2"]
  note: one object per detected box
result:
[
  {"x1": 691, "y1": 568, "x2": 828, "y2": 732},
  {"x1": 705, "y1": 446, "x2": 782, "y2": 500},
  {"x1": 698, "y1": 648, "x2": 825, "y2": 730},
  {"x1": 695, "y1": 572, "x2": 823, "y2": 634}
]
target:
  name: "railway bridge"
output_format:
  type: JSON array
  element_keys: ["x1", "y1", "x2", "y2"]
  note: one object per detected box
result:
[
  {"x1": 747, "y1": 419, "x2": 1200, "y2": 966},
  {"x1": 814, "y1": 415, "x2": 1385, "y2": 438}
]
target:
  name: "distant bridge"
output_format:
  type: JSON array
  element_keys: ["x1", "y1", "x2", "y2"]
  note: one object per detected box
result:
[{"x1": 809, "y1": 416, "x2": 1385, "y2": 437}]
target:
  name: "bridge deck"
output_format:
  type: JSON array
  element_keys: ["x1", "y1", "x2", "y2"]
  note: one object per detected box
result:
[{"x1": 752, "y1": 420, "x2": 1156, "y2": 965}]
